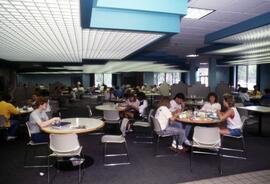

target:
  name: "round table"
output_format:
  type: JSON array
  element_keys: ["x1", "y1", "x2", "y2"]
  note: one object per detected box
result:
[
  {"x1": 41, "y1": 118, "x2": 104, "y2": 134},
  {"x1": 176, "y1": 117, "x2": 220, "y2": 126},
  {"x1": 95, "y1": 104, "x2": 126, "y2": 111},
  {"x1": 18, "y1": 107, "x2": 34, "y2": 114}
]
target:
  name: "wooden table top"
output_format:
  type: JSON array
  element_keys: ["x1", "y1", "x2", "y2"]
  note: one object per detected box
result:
[
  {"x1": 41, "y1": 118, "x2": 104, "y2": 134},
  {"x1": 95, "y1": 104, "x2": 126, "y2": 111}
]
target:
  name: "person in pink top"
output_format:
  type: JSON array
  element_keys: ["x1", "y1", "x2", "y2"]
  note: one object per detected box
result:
[{"x1": 122, "y1": 93, "x2": 140, "y2": 119}]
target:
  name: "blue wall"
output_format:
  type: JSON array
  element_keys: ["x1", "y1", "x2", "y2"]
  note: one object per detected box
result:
[
  {"x1": 216, "y1": 66, "x2": 230, "y2": 85},
  {"x1": 260, "y1": 63, "x2": 270, "y2": 91}
]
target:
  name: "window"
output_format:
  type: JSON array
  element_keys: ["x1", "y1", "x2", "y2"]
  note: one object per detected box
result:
[
  {"x1": 154, "y1": 72, "x2": 181, "y2": 85},
  {"x1": 237, "y1": 65, "x2": 257, "y2": 90},
  {"x1": 196, "y1": 67, "x2": 208, "y2": 87},
  {"x1": 95, "y1": 73, "x2": 112, "y2": 87}
]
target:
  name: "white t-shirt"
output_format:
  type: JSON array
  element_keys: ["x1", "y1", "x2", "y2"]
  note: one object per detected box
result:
[
  {"x1": 169, "y1": 100, "x2": 182, "y2": 112},
  {"x1": 155, "y1": 106, "x2": 172, "y2": 130},
  {"x1": 201, "y1": 102, "x2": 221, "y2": 112},
  {"x1": 227, "y1": 107, "x2": 243, "y2": 129},
  {"x1": 139, "y1": 100, "x2": 148, "y2": 117}
]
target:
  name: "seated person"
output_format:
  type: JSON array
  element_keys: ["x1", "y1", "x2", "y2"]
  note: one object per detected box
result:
[
  {"x1": 121, "y1": 93, "x2": 140, "y2": 119},
  {"x1": 238, "y1": 87, "x2": 251, "y2": 106},
  {"x1": 29, "y1": 97, "x2": 60, "y2": 143},
  {"x1": 27, "y1": 93, "x2": 39, "y2": 107},
  {"x1": 169, "y1": 93, "x2": 191, "y2": 146},
  {"x1": 217, "y1": 94, "x2": 243, "y2": 136},
  {"x1": 261, "y1": 88, "x2": 270, "y2": 107},
  {"x1": 201, "y1": 92, "x2": 221, "y2": 112},
  {"x1": 137, "y1": 92, "x2": 148, "y2": 118},
  {"x1": 104, "y1": 88, "x2": 115, "y2": 100},
  {"x1": 251, "y1": 85, "x2": 261, "y2": 96},
  {"x1": 155, "y1": 97, "x2": 185, "y2": 150},
  {"x1": 0, "y1": 93, "x2": 21, "y2": 140}
]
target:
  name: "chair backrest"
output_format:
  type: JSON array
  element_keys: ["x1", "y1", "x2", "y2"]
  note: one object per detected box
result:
[
  {"x1": 151, "y1": 116, "x2": 162, "y2": 134},
  {"x1": 86, "y1": 105, "x2": 93, "y2": 117},
  {"x1": 49, "y1": 134, "x2": 80, "y2": 153},
  {"x1": 120, "y1": 118, "x2": 129, "y2": 137},
  {"x1": 147, "y1": 109, "x2": 155, "y2": 123},
  {"x1": 0, "y1": 115, "x2": 7, "y2": 127},
  {"x1": 104, "y1": 110, "x2": 120, "y2": 121},
  {"x1": 240, "y1": 115, "x2": 248, "y2": 132},
  {"x1": 193, "y1": 127, "x2": 220, "y2": 146},
  {"x1": 25, "y1": 121, "x2": 32, "y2": 138}
]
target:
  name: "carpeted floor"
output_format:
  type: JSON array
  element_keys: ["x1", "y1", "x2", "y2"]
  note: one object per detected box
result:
[{"x1": 1, "y1": 101, "x2": 270, "y2": 184}]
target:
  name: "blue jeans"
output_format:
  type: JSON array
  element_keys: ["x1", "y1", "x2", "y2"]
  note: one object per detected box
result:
[
  {"x1": 8, "y1": 119, "x2": 19, "y2": 137},
  {"x1": 162, "y1": 123, "x2": 185, "y2": 145},
  {"x1": 31, "y1": 133, "x2": 49, "y2": 143},
  {"x1": 173, "y1": 122, "x2": 192, "y2": 142}
]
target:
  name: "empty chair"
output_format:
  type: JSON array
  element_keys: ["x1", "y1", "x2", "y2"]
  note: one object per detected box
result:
[
  {"x1": 101, "y1": 118, "x2": 130, "y2": 166},
  {"x1": 103, "y1": 110, "x2": 120, "y2": 124},
  {"x1": 48, "y1": 134, "x2": 83, "y2": 184},
  {"x1": 86, "y1": 105, "x2": 104, "y2": 135},
  {"x1": 24, "y1": 121, "x2": 49, "y2": 168},
  {"x1": 133, "y1": 109, "x2": 154, "y2": 144},
  {"x1": 221, "y1": 116, "x2": 248, "y2": 160},
  {"x1": 190, "y1": 127, "x2": 221, "y2": 174}
]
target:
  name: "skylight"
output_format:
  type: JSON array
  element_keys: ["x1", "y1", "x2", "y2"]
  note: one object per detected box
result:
[{"x1": 184, "y1": 7, "x2": 214, "y2": 19}]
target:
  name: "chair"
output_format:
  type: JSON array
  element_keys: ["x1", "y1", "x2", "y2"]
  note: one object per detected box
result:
[
  {"x1": 48, "y1": 133, "x2": 84, "y2": 184},
  {"x1": 221, "y1": 116, "x2": 248, "y2": 160},
  {"x1": 24, "y1": 121, "x2": 49, "y2": 168},
  {"x1": 86, "y1": 105, "x2": 104, "y2": 135},
  {"x1": 151, "y1": 116, "x2": 179, "y2": 157},
  {"x1": 190, "y1": 127, "x2": 222, "y2": 174},
  {"x1": 133, "y1": 109, "x2": 154, "y2": 144},
  {"x1": 101, "y1": 118, "x2": 130, "y2": 166}
]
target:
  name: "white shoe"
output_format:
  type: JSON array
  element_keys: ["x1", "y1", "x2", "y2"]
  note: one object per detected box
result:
[
  {"x1": 171, "y1": 142, "x2": 184, "y2": 150},
  {"x1": 177, "y1": 145, "x2": 184, "y2": 150},
  {"x1": 184, "y1": 140, "x2": 192, "y2": 146},
  {"x1": 6, "y1": 136, "x2": 17, "y2": 141}
]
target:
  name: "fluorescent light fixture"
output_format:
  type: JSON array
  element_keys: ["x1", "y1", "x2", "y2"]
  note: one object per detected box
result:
[
  {"x1": 184, "y1": 7, "x2": 214, "y2": 19},
  {"x1": 186, "y1": 54, "x2": 199, "y2": 58},
  {"x1": 200, "y1": 62, "x2": 208, "y2": 65},
  {"x1": 82, "y1": 29, "x2": 164, "y2": 60}
]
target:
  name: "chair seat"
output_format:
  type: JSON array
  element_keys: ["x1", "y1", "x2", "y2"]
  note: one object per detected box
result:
[
  {"x1": 133, "y1": 121, "x2": 150, "y2": 127},
  {"x1": 192, "y1": 141, "x2": 220, "y2": 149},
  {"x1": 28, "y1": 140, "x2": 48, "y2": 146},
  {"x1": 50, "y1": 146, "x2": 82, "y2": 157},
  {"x1": 105, "y1": 119, "x2": 120, "y2": 124},
  {"x1": 101, "y1": 135, "x2": 125, "y2": 143}
]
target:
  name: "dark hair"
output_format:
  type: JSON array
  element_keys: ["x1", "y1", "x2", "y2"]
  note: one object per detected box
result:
[
  {"x1": 240, "y1": 87, "x2": 248, "y2": 93},
  {"x1": 174, "y1": 93, "x2": 185, "y2": 100},
  {"x1": 158, "y1": 97, "x2": 170, "y2": 108},
  {"x1": 223, "y1": 93, "x2": 235, "y2": 107},
  {"x1": 35, "y1": 97, "x2": 48, "y2": 108},
  {"x1": 1, "y1": 93, "x2": 12, "y2": 102},
  {"x1": 137, "y1": 92, "x2": 146, "y2": 101},
  {"x1": 207, "y1": 92, "x2": 218, "y2": 103}
]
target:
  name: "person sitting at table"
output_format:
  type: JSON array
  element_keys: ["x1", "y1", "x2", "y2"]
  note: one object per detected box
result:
[
  {"x1": 121, "y1": 93, "x2": 140, "y2": 119},
  {"x1": 104, "y1": 87, "x2": 115, "y2": 100},
  {"x1": 251, "y1": 85, "x2": 261, "y2": 96},
  {"x1": 201, "y1": 92, "x2": 221, "y2": 112},
  {"x1": 0, "y1": 93, "x2": 21, "y2": 141},
  {"x1": 169, "y1": 93, "x2": 191, "y2": 146},
  {"x1": 217, "y1": 94, "x2": 243, "y2": 136},
  {"x1": 261, "y1": 88, "x2": 270, "y2": 107},
  {"x1": 29, "y1": 97, "x2": 60, "y2": 143},
  {"x1": 155, "y1": 97, "x2": 185, "y2": 151},
  {"x1": 238, "y1": 87, "x2": 251, "y2": 106},
  {"x1": 137, "y1": 92, "x2": 148, "y2": 118}
]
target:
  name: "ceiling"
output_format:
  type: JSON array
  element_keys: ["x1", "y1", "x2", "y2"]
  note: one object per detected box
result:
[
  {"x1": 1, "y1": 0, "x2": 270, "y2": 73},
  {"x1": 144, "y1": 0, "x2": 270, "y2": 62}
]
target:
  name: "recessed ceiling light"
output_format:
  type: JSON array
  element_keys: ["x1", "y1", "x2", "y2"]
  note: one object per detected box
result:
[
  {"x1": 200, "y1": 62, "x2": 208, "y2": 65},
  {"x1": 186, "y1": 54, "x2": 199, "y2": 58},
  {"x1": 184, "y1": 7, "x2": 214, "y2": 19}
]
